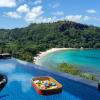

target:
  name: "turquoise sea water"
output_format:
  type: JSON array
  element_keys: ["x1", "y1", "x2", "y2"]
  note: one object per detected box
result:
[{"x1": 36, "y1": 49, "x2": 100, "y2": 79}]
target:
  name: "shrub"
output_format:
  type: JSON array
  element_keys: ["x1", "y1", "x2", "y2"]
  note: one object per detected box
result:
[
  {"x1": 57, "y1": 63, "x2": 80, "y2": 75},
  {"x1": 79, "y1": 73, "x2": 96, "y2": 81},
  {"x1": 54, "y1": 63, "x2": 97, "y2": 81}
]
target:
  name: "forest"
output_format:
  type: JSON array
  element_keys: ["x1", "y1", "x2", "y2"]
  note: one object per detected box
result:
[{"x1": 0, "y1": 21, "x2": 100, "y2": 62}]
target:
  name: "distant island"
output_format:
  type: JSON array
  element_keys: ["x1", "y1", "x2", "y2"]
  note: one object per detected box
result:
[{"x1": 0, "y1": 21, "x2": 100, "y2": 62}]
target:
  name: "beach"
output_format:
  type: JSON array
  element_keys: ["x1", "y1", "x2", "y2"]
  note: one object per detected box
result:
[{"x1": 33, "y1": 48, "x2": 76, "y2": 64}]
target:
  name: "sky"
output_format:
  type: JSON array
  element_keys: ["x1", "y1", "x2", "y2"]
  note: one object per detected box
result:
[{"x1": 0, "y1": 0, "x2": 100, "y2": 29}]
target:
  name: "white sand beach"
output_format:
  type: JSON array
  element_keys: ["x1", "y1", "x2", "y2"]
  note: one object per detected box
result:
[{"x1": 33, "y1": 48, "x2": 76, "y2": 64}]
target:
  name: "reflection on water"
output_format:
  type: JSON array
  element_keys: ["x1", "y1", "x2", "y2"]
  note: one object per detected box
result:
[
  {"x1": 0, "y1": 58, "x2": 100, "y2": 100},
  {"x1": 8, "y1": 73, "x2": 32, "y2": 92}
]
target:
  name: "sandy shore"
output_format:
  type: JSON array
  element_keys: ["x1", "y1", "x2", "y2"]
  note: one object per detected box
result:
[{"x1": 33, "y1": 48, "x2": 76, "y2": 64}]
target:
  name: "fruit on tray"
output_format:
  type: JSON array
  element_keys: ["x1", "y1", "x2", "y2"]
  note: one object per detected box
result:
[
  {"x1": 32, "y1": 76, "x2": 62, "y2": 95},
  {"x1": 33, "y1": 80, "x2": 57, "y2": 90}
]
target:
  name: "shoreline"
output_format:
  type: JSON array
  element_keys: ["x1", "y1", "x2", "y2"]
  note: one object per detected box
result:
[{"x1": 33, "y1": 48, "x2": 76, "y2": 65}]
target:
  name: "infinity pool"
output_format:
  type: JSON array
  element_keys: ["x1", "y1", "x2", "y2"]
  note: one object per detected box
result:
[{"x1": 0, "y1": 58, "x2": 100, "y2": 100}]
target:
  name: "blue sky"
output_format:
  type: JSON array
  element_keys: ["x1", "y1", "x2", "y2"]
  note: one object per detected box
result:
[{"x1": 0, "y1": 0, "x2": 100, "y2": 29}]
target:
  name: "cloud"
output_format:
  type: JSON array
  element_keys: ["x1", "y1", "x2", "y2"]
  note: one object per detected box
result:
[
  {"x1": 25, "y1": 6, "x2": 44, "y2": 23},
  {"x1": 50, "y1": 3, "x2": 60, "y2": 8},
  {"x1": 6, "y1": 12, "x2": 21, "y2": 19},
  {"x1": 4, "y1": 2, "x2": 99, "y2": 25},
  {"x1": 9, "y1": 73, "x2": 32, "y2": 92},
  {"x1": 25, "y1": 14, "x2": 100, "y2": 24},
  {"x1": 83, "y1": 16, "x2": 91, "y2": 21},
  {"x1": 52, "y1": 11, "x2": 64, "y2": 16},
  {"x1": 0, "y1": 63, "x2": 16, "y2": 73},
  {"x1": 34, "y1": 0, "x2": 42, "y2": 5},
  {"x1": 65, "y1": 15, "x2": 100, "y2": 22},
  {"x1": 65, "y1": 15, "x2": 82, "y2": 22},
  {"x1": 17, "y1": 4, "x2": 30, "y2": 13},
  {"x1": 86, "y1": 9, "x2": 96, "y2": 14},
  {"x1": 25, "y1": 15, "x2": 82, "y2": 24},
  {"x1": 0, "y1": 0, "x2": 16, "y2": 7},
  {"x1": 40, "y1": 17, "x2": 58, "y2": 23},
  {"x1": 83, "y1": 16, "x2": 100, "y2": 21},
  {"x1": 24, "y1": 14, "x2": 84, "y2": 24}
]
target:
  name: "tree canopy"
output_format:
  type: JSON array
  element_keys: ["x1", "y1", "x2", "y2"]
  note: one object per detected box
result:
[{"x1": 0, "y1": 21, "x2": 100, "y2": 62}]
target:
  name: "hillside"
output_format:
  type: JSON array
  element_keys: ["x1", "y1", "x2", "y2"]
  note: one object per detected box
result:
[{"x1": 0, "y1": 21, "x2": 100, "y2": 62}]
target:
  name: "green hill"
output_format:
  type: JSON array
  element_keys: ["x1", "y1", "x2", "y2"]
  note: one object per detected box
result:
[{"x1": 0, "y1": 21, "x2": 100, "y2": 62}]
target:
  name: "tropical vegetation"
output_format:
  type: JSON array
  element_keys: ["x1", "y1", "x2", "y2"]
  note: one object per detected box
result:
[
  {"x1": 0, "y1": 21, "x2": 100, "y2": 61},
  {"x1": 56, "y1": 63, "x2": 96, "y2": 81}
]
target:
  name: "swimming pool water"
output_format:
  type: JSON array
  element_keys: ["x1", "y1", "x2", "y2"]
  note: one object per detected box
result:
[{"x1": 0, "y1": 58, "x2": 100, "y2": 100}]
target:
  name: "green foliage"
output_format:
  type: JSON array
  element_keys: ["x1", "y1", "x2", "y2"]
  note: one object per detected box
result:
[
  {"x1": 0, "y1": 21, "x2": 100, "y2": 62},
  {"x1": 79, "y1": 73, "x2": 96, "y2": 81},
  {"x1": 55, "y1": 63, "x2": 96, "y2": 81},
  {"x1": 58, "y1": 63, "x2": 80, "y2": 75},
  {"x1": 98, "y1": 80, "x2": 100, "y2": 83}
]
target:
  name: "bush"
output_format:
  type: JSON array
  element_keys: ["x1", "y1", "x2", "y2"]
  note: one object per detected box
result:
[
  {"x1": 57, "y1": 63, "x2": 80, "y2": 75},
  {"x1": 79, "y1": 73, "x2": 96, "y2": 81},
  {"x1": 54, "y1": 63, "x2": 97, "y2": 81},
  {"x1": 98, "y1": 80, "x2": 100, "y2": 84}
]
